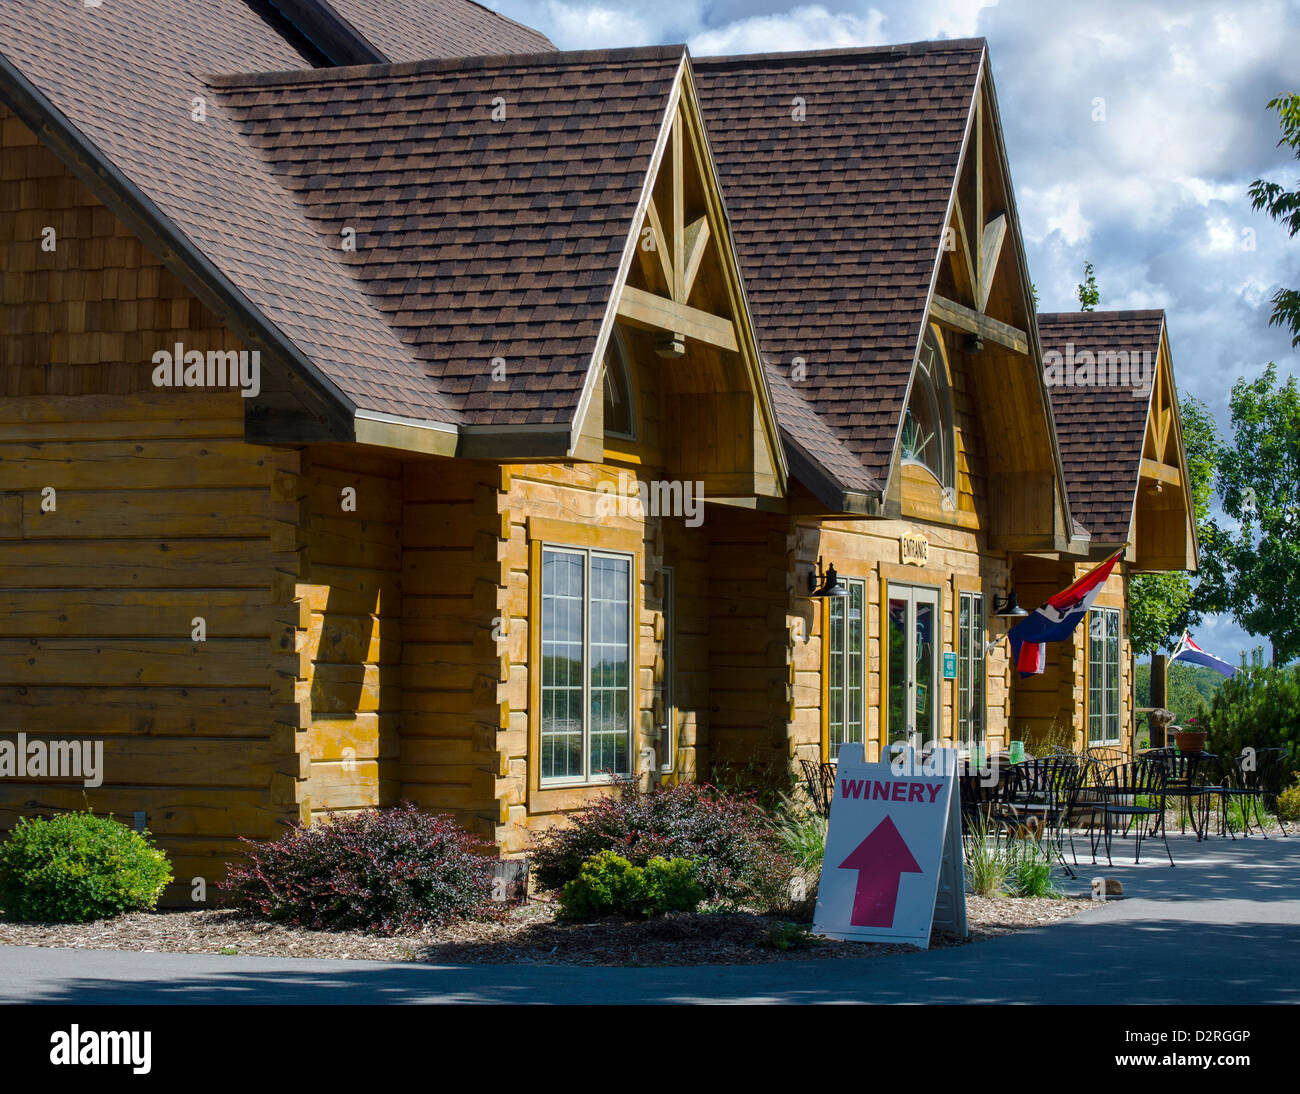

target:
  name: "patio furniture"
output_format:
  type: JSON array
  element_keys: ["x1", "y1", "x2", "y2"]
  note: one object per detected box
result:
[
  {"x1": 1063, "y1": 756, "x2": 1113, "y2": 866},
  {"x1": 1205, "y1": 748, "x2": 1291, "y2": 839},
  {"x1": 1087, "y1": 745, "x2": 1126, "y2": 766},
  {"x1": 799, "y1": 759, "x2": 835, "y2": 817},
  {"x1": 1146, "y1": 748, "x2": 1216, "y2": 841},
  {"x1": 1005, "y1": 756, "x2": 1083, "y2": 878},
  {"x1": 958, "y1": 760, "x2": 1020, "y2": 836},
  {"x1": 1096, "y1": 757, "x2": 1174, "y2": 866}
]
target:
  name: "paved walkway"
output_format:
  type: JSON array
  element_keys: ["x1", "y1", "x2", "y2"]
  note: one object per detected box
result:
[{"x1": 2, "y1": 834, "x2": 1297, "y2": 1004}]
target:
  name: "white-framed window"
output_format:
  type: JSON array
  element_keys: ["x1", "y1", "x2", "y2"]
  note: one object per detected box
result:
[
  {"x1": 901, "y1": 325, "x2": 955, "y2": 489},
  {"x1": 958, "y1": 592, "x2": 985, "y2": 751},
  {"x1": 1088, "y1": 607, "x2": 1121, "y2": 744},
  {"x1": 827, "y1": 578, "x2": 866, "y2": 760},
  {"x1": 540, "y1": 545, "x2": 634, "y2": 783}
]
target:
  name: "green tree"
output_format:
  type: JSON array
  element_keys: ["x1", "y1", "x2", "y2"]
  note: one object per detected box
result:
[
  {"x1": 1128, "y1": 393, "x2": 1219, "y2": 655},
  {"x1": 1248, "y1": 93, "x2": 1300, "y2": 348},
  {"x1": 1076, "y1": 261, "x2": 1100, "y2": 311},
  {"x1": 1203, "y1": 364, "x2": 1300, "y2": 664}
]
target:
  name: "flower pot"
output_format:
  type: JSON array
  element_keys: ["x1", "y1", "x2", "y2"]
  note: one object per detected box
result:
[{"x1": 1173, "y1": 729, "x2": 1207, "y2": 754}]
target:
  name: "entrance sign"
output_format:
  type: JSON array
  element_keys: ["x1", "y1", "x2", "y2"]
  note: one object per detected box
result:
[
  {"x1": 899, "y1": 532, "x2": 929, "y2": 566},
  {"x1": 813, "y1": 744, "x2": 966, "y2": 947}
]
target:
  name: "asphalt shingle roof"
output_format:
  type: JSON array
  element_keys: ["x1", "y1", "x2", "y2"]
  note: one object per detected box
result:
[
  {"x1": 1037, "y1": 310, "x2": 1165, "y2": 545},
  {"x1": 211, "y1": 46, "x2": 683, "y2": 426},
  {"x1": 694, "y1": 41, "x2": 986, "y2": 490}
]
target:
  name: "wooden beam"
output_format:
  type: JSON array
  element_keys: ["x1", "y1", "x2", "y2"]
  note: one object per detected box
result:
[
  {"x1": 671, "y1": 113, "x2": 685, "y2": 302},
  {"x1": 950, "y1": 203, "x2": 977, "y2": 307},
  {"x1": 681, "y1": 216, "x2": 710, "y2": 303},
  {"x1": 977, "y1": 212, "x2": 1006, "y2": 311},
  {"x1": 616, "y1": 284, "x2": 738, "y2": 352},
  {"x1": 1140, "y1": 458, "x2": 1181, "y2": 487},
  {"x1": 973, "y1": 93, "x2": 984, "y2": 295},
  {"x1": 640, "y1": 197, "x2": 674, "y2": 294},
  {"x1": 929, "y1": 294, "x2": 1029, "y2": 354}
]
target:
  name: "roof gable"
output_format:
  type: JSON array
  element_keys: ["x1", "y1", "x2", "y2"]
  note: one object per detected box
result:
[
  {"x1": 693, "y1": 40, "x2": 986, "y2": 490},
  {"x1": 1038, "y1": 309, "x2": 1197, "y2": 566},
  {"x1": 213, "y1": 47, "x2": 686, "y2": 442}
]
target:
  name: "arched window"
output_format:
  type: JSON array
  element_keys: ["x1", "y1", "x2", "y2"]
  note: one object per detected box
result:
[
  {"x1": 901, "y1": 326, "x2": 954, "y2": 488},
  {"x1": 602, "y1": 326, "x2": 636, "y2": 441}
]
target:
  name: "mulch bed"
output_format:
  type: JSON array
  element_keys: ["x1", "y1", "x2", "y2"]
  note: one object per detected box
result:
[{"x1": 0, "y1": 894, "x2": 1095, "y2": 966}]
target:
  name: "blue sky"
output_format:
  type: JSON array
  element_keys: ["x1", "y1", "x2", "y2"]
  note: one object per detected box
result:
[{"x1": 488, "y1": 0, "x2": 1299, "y2": 663}]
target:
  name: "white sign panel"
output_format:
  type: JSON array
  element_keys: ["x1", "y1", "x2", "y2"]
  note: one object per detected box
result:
[{"x1": 812, "y1": 744, "x2": 965, "y2": 948}]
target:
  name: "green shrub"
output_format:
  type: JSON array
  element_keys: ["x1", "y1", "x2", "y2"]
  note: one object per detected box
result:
[
  {"x1": 557, "y1": 851, "x2": 704, "y2": 920},
  {"x1": 1277, "y1": 779, "x2": 1300, "y2": 823},
  {"x1": 530, "y1": 780, "x2": 794, "y2": 910},
  {"x1": 0, "y1": 812, "x2": 172, "y2": 923},
  {"x1": 1202, "y1": 665, "x2": 1300, "y2": 785}
]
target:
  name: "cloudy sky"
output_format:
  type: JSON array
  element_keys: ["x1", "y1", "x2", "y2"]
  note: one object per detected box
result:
[{"x1": 489, "y1": 0, "x2": 1299, "y2": 662}]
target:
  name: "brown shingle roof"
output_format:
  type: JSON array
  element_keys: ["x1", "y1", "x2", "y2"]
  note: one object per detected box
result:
[
  {"x1": 325, "y1": 0, "x2": 554, "y2": 60},
  {"x1": 0, "y1": 0, "x2": 562, "y2": 426},
  {"x1": 1037, "y1": 310, "x2": 1165, "y2": 544},
  {"x1": 694, "y1": 41, "x2": 986, "y2": 489},
  {"x1": 211, "y1": 47, "x2": 684, "y2": 426}
]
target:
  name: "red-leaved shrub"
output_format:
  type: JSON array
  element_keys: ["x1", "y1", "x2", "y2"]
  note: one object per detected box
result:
[
  {"x1": 226, "y1": 804, "x2": 496, "y2": 935},
  {"x1": 529, "y1": 781, "x2": 794, "y2": 909}
]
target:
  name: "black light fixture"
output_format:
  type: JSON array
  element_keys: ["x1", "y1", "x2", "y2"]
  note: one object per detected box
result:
[
  {"x1": 808, "y1": 557, "x2": 850, "y2": 599},
  {"x1": 993, "y1": 588, "x2": 1029, "y2": 618}
]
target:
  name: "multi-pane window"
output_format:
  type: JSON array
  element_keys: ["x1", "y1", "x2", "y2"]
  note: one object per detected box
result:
[
  {"x1": 540, "y1": 546, "x2": 632, "y2": 783},
  {"x1": 1088, "y1": 607, "x2": 1121, "y2": 744},
  {"x1": 827, "y1": 579, "x2": 865, "y2": 760},
  {"x1": 958, "y1": 592, "x2": 985, "y2": 751}
]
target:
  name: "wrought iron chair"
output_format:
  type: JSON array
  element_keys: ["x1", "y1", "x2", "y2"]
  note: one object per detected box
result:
[
  {"x1": 1006, "y1": 756, "x2": 1083, "y2": 877},
  {"x1": 1205, "y1": 748, "x2": 1290, "y2": 838},
  {"x1": 1065, "y1": 756, "x2": 1113, "y2": 865},
  {"x1": 1147, "y1": 748, "x2": 1216, "y2": 841},
  {"x1": 1087, "y1": 745, "x2": 1126, "y2": 767},
  {"x1": 799, "y1": 759, "x2": 836, "y2": 818},
  {"x1": 1097, "y1": 757, "x2": 1174, "y2": 866},
  {"x1": 959, "y1": 759, "x2": 1020, "y2": 837}
]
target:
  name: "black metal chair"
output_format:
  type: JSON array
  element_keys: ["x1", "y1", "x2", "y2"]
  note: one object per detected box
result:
[
  {"x1": 1147, "y1": 748, "x2": 1216, "y2": 841},
  {"x1": 1097, "y1": 757, "x2": 1174, "y2": 866},
  {"x1": 959, "y1": 760, "x2": 1020, "y2": 836},
  {"x1": 799, "y1": 759, "x2": 835, "y2": 818},
  {"x1": 1087, "y1": 745, "x2": 1126, "y2": 767},
  {"x1": 1065, "y1": 757, "x2": 1113, "y2": 866},
  {"x1": 1205, "y1": 748, "x2": 1291, "y2": 838},
  {"x1": 1005, "y1": 756, "x2": 1083, "y2": 878}
]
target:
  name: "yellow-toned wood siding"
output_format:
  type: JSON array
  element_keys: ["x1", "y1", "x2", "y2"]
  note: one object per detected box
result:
[
  {"x1": 0, "y1": 105, "x2": 293, "y2": 904},
  {"x1": 296, "y1": 445, "x2": 404, "y2": 819}
]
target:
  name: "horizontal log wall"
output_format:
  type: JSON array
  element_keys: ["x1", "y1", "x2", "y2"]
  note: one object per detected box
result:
[{"x1": 0, "y1": 105, "x2": 293, "y2": 905}]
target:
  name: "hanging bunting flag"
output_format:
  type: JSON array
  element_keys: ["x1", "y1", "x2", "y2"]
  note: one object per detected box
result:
[{"x1": 1007, "y1": 550, "x2": 1125, "y2": 679}]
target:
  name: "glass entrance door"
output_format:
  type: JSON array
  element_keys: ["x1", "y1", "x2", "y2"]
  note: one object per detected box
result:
[{"x1": 886, "y1": 584, "x2": 940, "y2": 750}]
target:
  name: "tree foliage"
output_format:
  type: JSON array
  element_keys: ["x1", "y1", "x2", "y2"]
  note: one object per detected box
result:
[
  {"x1": 1076, "y1": 260, "x2": 1100, "y2": 311},
  {"x1": 1202, "y1": 364, "x2": 1300, "y2": 664},
  {"x1": 1248, "y1": 93, "x2": 1300, "y2": 348},
  {"x1": 1128, "y1": 392, "x2": 1218, "y2": 655}
]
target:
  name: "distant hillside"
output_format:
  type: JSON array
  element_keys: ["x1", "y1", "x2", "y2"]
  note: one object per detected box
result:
[{"x1": 1136, "y1": 661, "x2": 1228, "y2": 724}]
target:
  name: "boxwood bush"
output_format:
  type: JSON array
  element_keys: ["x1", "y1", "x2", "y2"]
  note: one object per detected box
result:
[
  {"x1": 558, "y1": 851, "x2": 704, "y2": 920},
  {"x1": 225, "y1": 804, "x2": 497, "y2": 935},
  {"x1": 0, "y1": 812, "x2": 172, "y2": 923},
  {"x1": 530, "y1": 781, "x2": 794, "y2": 909}
]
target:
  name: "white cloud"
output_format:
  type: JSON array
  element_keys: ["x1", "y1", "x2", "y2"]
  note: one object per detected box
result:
[{"x1": 689, "y1": 5, "x2": 887, "y2": 54}]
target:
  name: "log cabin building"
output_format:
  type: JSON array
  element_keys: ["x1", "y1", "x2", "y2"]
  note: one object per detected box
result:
[{"x1": 0, "y1": 0, "x2": 1197, "y2": 901}]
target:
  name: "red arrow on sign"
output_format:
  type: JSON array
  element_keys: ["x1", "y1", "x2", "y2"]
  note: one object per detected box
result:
[{"x1": 839, "y1": 815, "x2": 923, "y2": 927}]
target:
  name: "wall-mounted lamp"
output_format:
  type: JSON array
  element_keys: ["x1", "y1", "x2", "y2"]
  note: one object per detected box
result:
[
  {"x1": 808, "y1": 557, "x2": 850, "y2": 598},
  {"x1": 993, "y1": 588, "x2": 1029, "y2": 618}
]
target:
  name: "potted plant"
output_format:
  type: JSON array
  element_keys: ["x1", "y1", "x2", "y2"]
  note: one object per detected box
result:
[{"x1": 1172, "y1": 716, "x2": 1207, "y2": 754}]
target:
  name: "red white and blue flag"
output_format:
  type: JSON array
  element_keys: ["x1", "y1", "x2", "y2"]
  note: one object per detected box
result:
[
  {"x1": 1007, "y1": 550, "x2": 1124, "y2": 678},
  {"x1": 1170, "y1": 631, "x2": 1237, "y2": 678}
]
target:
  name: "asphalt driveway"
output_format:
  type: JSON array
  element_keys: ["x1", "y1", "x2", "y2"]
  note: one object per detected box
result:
[{"x1": 1, "y1": 834, "x2": 1297, "y2": 1004}]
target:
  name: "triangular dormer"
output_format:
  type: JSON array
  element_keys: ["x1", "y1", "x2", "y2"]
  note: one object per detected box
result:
[{"x1": 572, "y1": 61, "x2": 787, "y2": 502}]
